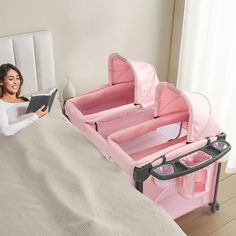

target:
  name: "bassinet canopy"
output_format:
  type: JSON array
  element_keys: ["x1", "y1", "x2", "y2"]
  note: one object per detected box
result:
[
  {"x1": 108, "y1": 53, "x2": 158, "y2": 107},
  {"x1": 154, "y1": 82, "x2": 221, "y2": 142}
]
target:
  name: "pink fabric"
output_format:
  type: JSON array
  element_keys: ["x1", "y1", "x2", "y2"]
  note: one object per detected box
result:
[
  {"x1": 154, "y1": 82, "x2": 188, "y2": 117},
  {"x1": 109, "y1": 110, "x2": 189, "y2": 144},
  {"x1": 137, "y1": 140, "x2": 187, "y2": 168},
  {"x1": 157, "y1": 162, "x2": 218, "y2": 218},
  {"x1": 108, "y1": 53, "x2": 134, "y2": 85},
  {"x1": 179, "y1": 151, "x2": 212, "y2": 168},
  {"x1": 178, "y1": 168, "x2": 209, "y2": 199},
  {"x1": 184, "y1": 91, "x2": 222, "y2": 142},
  {"x1": 64, "y1": 55, "x2": 226, "y2": 220},
  {"x1": 64, "y1": 99, "x2": 85, "y2": 132},
  {"x1": 154, "y1": 82, "x2": 222, "y2": 142},
  {"x1": 83, "y1": 104, "x2": 139, "y2": 124},
  {"x1": 165, "y1": 139, "x2": 208, "y2": 162},
  {"x1": 65, "y1": 53, "x2": 159, "y2": 127},
  {"x1": 130, "y1": 136, "x2": 187, "y2": 161},
  {"x1": 83, "y1": 123, "x2": 111, "y2": 159},
  {"x1": 108, "y1": 137, "x2": 189, "y2": 176},
  {"x1": 107, "y1": 139, "x2": 137, "y2": 176},
  {"x1": 97, "y1": 107, "x2": 154, "y2": 138},
  {"x1": 108, "y1": 53, "x2": 158, "y2": 107},
  {"x1": 107, "y1": 111, "x2": 189, "y2": 176},
  {"x1": 72, "y1": 83, "x2": 134, "y2": 115},
  {"x1": 128, "y1": 60, "x2": 158, "y2": 107}
]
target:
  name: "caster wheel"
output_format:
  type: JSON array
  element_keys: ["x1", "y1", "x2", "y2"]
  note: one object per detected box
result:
[{"x1": 209, "y1": 201, "x2": 220, "y2": 213}]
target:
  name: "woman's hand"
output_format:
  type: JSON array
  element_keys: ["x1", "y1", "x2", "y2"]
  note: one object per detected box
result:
[{"x1": 35, "y1": 105, "x2": 49, "y2": 118}]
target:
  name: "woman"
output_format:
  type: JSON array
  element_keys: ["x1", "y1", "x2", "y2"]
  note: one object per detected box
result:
[{"x1": 0, "y1": 63, "x2": 48, "y2": 136}]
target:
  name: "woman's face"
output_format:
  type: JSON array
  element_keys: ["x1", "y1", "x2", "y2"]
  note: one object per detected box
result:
[{"x1": 0, "y1": 69, "x2": 21, "y2": 95}]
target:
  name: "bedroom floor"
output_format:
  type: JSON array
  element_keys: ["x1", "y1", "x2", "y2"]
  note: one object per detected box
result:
[{"x1": 176, "y1": 162, "x2": 236, "y2": 236}]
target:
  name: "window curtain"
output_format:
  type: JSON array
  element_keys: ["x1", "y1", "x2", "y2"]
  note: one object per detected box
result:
[{"x1": 177, "y1": 0, "x2": 236, "y2": 173}]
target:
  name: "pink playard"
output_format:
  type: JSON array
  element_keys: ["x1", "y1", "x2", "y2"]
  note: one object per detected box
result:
[{"x1": 65, "y1": 53, "x2": 231, "y2": 219}]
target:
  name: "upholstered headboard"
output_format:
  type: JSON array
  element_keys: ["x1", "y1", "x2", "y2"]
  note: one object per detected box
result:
[{"x1": 0, "y1": 30, "x2": 56, "y2": 95}]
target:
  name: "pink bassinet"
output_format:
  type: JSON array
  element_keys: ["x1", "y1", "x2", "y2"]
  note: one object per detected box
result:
[
  {"x1": 65, "y1": 53, "x2": 159, "y2": 158},
  {"x1": 108, "y1": 82, "x2": 231, "y2": 218},
  {"x1": 65, "y1": 54, "x2": 231, "y2": 219}
]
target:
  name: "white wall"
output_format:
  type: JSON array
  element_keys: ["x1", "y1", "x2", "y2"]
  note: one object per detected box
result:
[{"x1": 0, "y1": 0, "x2": 175, "y2": 95}]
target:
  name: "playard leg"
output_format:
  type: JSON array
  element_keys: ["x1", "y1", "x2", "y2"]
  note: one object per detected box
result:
[
  {"x1": 133, "y1": 164, "x2": 152, "y2": 194},
  {"x1": 209, "y1": 201, "x2": 220, "y2": 213},
  {"x1": 135, "y1": 181, "x2": 144, "y2": 193},
  {"x1": 209, "y1": 163, "x2": 221, "y2": 213}
]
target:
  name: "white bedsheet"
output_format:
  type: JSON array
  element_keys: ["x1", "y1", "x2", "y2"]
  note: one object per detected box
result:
[{"x1": 0, "y1": 104, "x2": 185, "y2": 236}]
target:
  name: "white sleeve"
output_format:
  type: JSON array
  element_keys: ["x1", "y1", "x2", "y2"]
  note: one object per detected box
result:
[{"x1": 0, "y1": 110, "x2": 39, "y2": 136}]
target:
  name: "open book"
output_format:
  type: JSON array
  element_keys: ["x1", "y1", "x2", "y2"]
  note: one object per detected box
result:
[{"x1": 26, "y1": 87, "x2": 57, "y2": 113}]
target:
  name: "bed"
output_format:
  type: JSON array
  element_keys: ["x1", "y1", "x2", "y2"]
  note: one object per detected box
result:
[{"x1": 0, "y1": 31, "x2": 185, "y2": 235}]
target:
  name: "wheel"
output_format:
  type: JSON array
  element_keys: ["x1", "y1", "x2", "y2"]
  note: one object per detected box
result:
[{"x1": 209, "y1": 201, "x2": 220, "y2": 213}]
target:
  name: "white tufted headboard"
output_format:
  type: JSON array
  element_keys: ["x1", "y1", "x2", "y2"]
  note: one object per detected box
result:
[{"x1": 0, "y1": 30, "x2": 56, "y2": 95}]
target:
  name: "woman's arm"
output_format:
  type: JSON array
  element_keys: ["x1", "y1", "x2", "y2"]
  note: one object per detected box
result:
[{"x1": 0, "y1": 110, "x2": 39, "y2": 136}]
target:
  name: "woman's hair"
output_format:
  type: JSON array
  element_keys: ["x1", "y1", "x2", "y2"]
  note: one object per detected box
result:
[{"x1": 0, "y1": 63, "x2": 24, "y2": 98}]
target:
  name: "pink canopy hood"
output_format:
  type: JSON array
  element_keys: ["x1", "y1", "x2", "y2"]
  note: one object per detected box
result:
[
  {"x1": 154, "y1": 82, "x2": 221, "y2": 143},
  {"x1": 108, "y1": 53, "x2": 159, "y2": 107}
]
